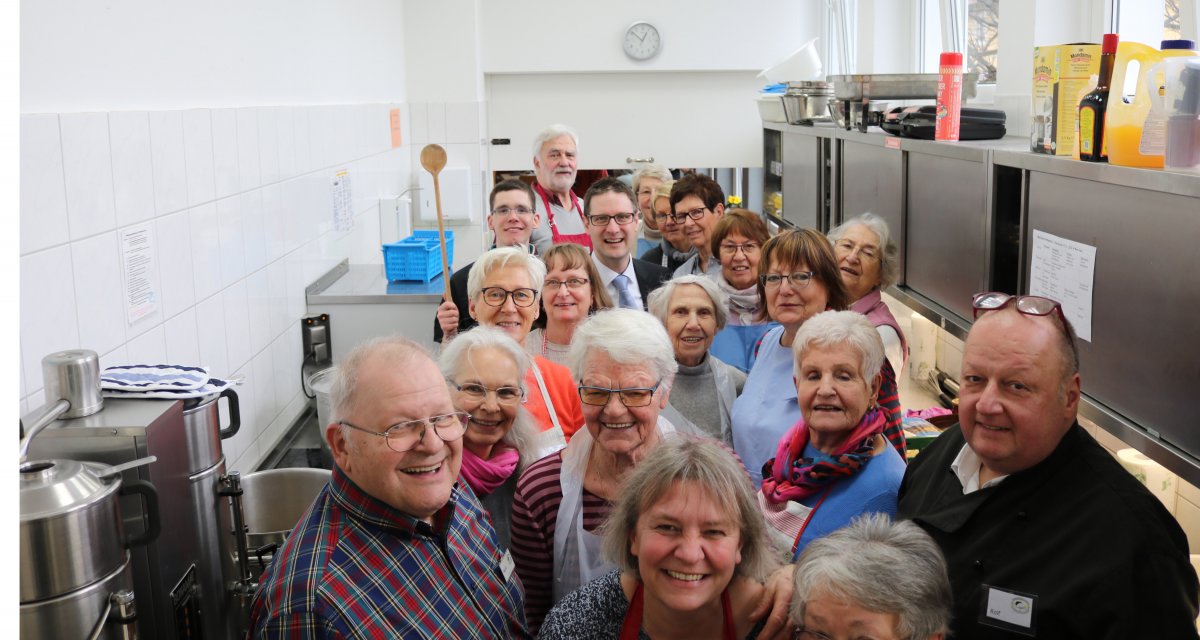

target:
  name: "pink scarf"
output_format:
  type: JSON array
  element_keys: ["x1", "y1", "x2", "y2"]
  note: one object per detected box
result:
[
  {"x1": 760, "y1": 409, "x2": 886, "y2": 505},
  {"x1": 459, "y1": 445, "x2": 519, "y2": 497}
]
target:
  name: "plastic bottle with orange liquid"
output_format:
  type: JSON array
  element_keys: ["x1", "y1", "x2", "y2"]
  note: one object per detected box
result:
[{"x1": 1106, "y1": 40, "x2": 1197, "y2": 167}]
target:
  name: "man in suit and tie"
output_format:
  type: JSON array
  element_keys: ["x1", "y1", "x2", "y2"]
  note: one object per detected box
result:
[{"x1": 582, "y1": 178, "x2": 669, "y2": 311}]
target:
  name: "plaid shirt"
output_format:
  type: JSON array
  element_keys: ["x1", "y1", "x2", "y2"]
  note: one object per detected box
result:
[{"x1": 248, "y1": 466, "x2": 530, "y2": 639}]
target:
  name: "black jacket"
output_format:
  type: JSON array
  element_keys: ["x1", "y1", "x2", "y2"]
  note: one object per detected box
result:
[
  {"x1": 897, "y1": 423, "x2": 1199, "y2": 639},
  {"x1": 630, "y1": 258, "x2": 671, "y2": 307}
]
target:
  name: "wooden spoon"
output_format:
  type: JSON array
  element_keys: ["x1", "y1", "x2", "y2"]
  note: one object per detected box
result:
[{"x1": 419, "y1": 144, "x2": 452, "y2": 290}]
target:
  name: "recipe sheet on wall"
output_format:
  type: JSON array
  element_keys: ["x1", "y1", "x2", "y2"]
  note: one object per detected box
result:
[
  {"x1": 120, "y1": 223, "x2": 160, "y2": 324},
  {"x1": 1029, "y1": 229, "x2": 1097, "y2": 342}
]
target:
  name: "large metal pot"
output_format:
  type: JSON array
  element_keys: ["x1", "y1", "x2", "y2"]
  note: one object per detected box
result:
[
  {"x1": 241, "y1": 468, "x2": 332, "y2": 549},
  {"x1": 181, "y1": 386, "x2": 240, "y2": 474},
  {"x1": 19, "y1": 458, "x2": 160, "y2": 602}
]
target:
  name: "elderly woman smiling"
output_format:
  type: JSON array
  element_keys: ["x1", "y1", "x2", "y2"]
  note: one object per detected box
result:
[
  {"x1": 510, "y1": 308, "x2": 681, "y2": 634},
  {"x1": 708, "y1": 209, "x2": 777, "y2": 373},
  {"x1": 539, "y1": 437, "x2": 778, "y2": 640},
  {"x1": 647, "y1": 275, "x2": 746, "y2": 445},
  {"x1": 828, "y1": 213, "x2": 907, "y2": 375},
  {"x1": 759, "y1": 311, "x2": 907, "y2": 559},
  {"x1": 438, "y1": 326, "x2": 539, "y2": 550},
  {"x1": 791, "y1": 514, "x2": 951, "y2": 640},
  {"x1": 526, "y1": 243, "x2": 614, "y2": 367},
  {"x1": 468, "y1": 246, "x2": 584, "y2": 442}
]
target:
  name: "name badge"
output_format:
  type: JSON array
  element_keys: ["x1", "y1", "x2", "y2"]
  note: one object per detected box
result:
[
  {"x1": 499, "y1": 549, "x2": 516, "y2": 583},
  {"x1": 979, "y1": 584, "x2": 1037, "y2": 636}
]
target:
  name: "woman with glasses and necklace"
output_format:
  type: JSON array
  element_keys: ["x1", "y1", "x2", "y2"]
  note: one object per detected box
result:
[
  {"x1": 510, "y1": 309, "x2": 682, "y2": 635},
  {"x1": 526, "y1": 243, "x2": 614, "y2": 367},
  {"x1": 671, "y1": 174, "x2": 727, "y2": 278},
  {"x1": 439, "y1": 326, "x2": 541, "y2": 551},
  {"x1": 467, "y1": 246, "x2": 584, "y2": 446},
  {"x1": 641, "y1": 180, "x2": 696, "y2": 273},
  {"x1": 709, "y1": 209, "x2": 778, "y2": 373}
]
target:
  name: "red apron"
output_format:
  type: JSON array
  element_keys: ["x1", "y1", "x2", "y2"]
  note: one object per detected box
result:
[{"x1": 534, "y1": 182, "x2": 591, "y2": 250}]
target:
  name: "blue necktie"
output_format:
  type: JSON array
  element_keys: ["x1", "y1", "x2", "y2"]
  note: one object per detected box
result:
[{"x1": 613, "y1": 274, "x2": 639, "y2": 310}]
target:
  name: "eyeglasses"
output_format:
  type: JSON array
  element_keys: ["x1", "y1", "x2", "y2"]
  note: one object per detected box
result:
[
  {"x1": 480, "y1": 286, "x2": 538, "y2": 307},
  {"x1": 338, "y1": 412, "x2": 469, "y2": 452},
  {"x1": 577, "y1": 381, "x2": 662, "y2": 407},
  {"x1": 491, "y1": 206, "x2": 535, "y2": 217},
  {"x1": 653, "y1": 212, "x2": 673, "y2": 223},
  {"x1": 793, "y1": 628, "x2": 909, "y2": 640},
  {"x1": 587, "y1": 212, "x2": 639, "y2": 226},
  {"x1": 668, "y1": 206, "x2": 709, "y2": 223},
  {"x1": 719, "y1": 241, "x2": 761, "y2": 257},
  {"x1": 544, "y1": 277, "x2": 589, "y2": 290},
  {"x1": 835, "y1": 239, "x2": 879, "y2": 261},
  {"x1": 972, "y1": 292, "x2": 1069, "y2": 332},
  {"x1": 761, "y1": 271, "x2": 815, "y2": 289},
  {"x1": 451, "y1": 381, "x2": 524, "y2": 405}
]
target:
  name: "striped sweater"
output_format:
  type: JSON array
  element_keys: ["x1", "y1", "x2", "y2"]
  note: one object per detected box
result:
[{"x1": 510, "y1": 451, "x2": 613, "y2": 635}]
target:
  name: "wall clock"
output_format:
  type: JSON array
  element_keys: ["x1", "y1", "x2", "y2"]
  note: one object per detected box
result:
[{"x1": 623, "y1": 21, "x2": 661, "y2": 61}]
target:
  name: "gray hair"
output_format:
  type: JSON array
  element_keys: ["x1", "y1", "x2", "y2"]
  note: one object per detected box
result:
[
  {"x1": 437, "y1": 325, "x2": 540, "y2": 467},
  {"x1": 632, "y1": 164, "x2": 673, "y2": 194},
  {"x1": 646, "y1": 275, "x2": 730, "y2": 332},
  {"x1": 531, "y1": 124, "x2": 579, "y2": 158},
  {"x1": 792, "y1": 310, "x2": 885, "y2": 385},
  {"x1": 602, "y1": 436, "x2": 780, "y2": 582},
  {"x1": 330, "y1": 335, "x2": 429, "y2": 444},
  {"x1": 467, "y1": 246, "x2": 548, "y2": 301},
  {"x1": 828, "y1": 213, "x2": 900, "y2": 290},
  {"x1": 567, "y1": 308, "x2": 678, "y2": 390},
  {"x1": 790, "y1": 514, "x2": 952, "y2": 639}
]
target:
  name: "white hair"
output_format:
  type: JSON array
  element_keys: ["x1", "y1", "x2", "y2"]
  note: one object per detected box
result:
[
  {"x1": 791, "y1": 310, "x2": 885, "y2": 384},
  {"x1": 632, "y1": 164, "x2": 673, "y2": 193},
  {"x1": 330, "y1": 335, "x2": 429, "y2": 446},
  {"x1": 437, "y1": 325, "x2": 539, "y2": 468},
  {"x1": 466, "y1": 246, "x2": 548, "y2": 301},
  {"x1": 646, "y1": 275, "x2": 730, "y2": 331},
  {"x1": 827, "y1": 212, "x2": 900, "y2": 290},
  {"x1": 791, "y1": 514, "x2": 952, "y2": 639},
  {"x1": 531, "y1": 124, "x2": 579, "y2": 158},
  {"x1": 567, "y1": 308, "x2": 678, "y2": 390}
]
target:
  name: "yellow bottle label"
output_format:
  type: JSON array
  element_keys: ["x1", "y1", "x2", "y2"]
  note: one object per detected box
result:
[{"x1": 1079, "y1": 107, "x2": 1096, "y2": 154}]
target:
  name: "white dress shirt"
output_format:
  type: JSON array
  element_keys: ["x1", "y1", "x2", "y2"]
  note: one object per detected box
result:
[
  {"x1": 951, "y1": 443, "x2": 1010, "y2": 494},
  {"x1": 591, "y1": 255, "x2": 643, "y2": 310}
]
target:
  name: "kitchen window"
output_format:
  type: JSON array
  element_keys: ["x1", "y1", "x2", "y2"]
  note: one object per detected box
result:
[{"x1": 917, "y1": 0, "x2": 998, "y2": 102}]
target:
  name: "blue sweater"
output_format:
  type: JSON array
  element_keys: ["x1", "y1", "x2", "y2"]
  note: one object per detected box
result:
[
  {"x1": 731, "y1": 325, "x2": 799, "y2": 488},
  {"x1": 791, "y1": 442, "x2": 906, "y2": 558}
]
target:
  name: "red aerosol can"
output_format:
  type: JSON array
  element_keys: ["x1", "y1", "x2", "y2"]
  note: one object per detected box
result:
[{"x1": 936, "y1": 52, "x2": 964, "y2": 141}]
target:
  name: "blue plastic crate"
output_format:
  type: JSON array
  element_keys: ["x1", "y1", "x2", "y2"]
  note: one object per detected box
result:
[{"x1": 382, "y1": 230, "x2": 454, "y2": 282}]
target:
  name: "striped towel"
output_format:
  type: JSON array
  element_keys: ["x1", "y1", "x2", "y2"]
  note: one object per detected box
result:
[
  {"x1": 102, "y1": 377, "x2": 237, "y2": 400},
  {"x1": 101, "y1": 364, "x2": 210, "y2": 391}
]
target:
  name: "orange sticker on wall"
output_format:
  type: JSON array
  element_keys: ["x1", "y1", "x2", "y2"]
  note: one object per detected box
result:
[{"x1": 390, "y1": 108, "x2": 403, "y2": 148}]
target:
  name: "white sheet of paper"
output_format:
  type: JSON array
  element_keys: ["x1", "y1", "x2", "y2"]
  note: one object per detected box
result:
[
  {"x1": 120, "y1": 223, "x2": 159, "y2": 324},
  {"x1": 332, "y1": 170, "x2": 353, "y2": 232},
  {"x1": 1029, "y1": 230, "x2": 1097, "y2": 342}
]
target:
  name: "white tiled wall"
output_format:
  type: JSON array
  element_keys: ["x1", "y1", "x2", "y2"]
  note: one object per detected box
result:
[{"x1": 20, "y1": 103, "x2": 413, "y2": 473}]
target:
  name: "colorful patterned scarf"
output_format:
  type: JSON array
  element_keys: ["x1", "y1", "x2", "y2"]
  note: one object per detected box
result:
[
  {"x1": 761, "y1": 409, "x2": 887, "y2": 505},
  {"x1": 459, "y1": 444, "x2": 519, "y2": 497}
]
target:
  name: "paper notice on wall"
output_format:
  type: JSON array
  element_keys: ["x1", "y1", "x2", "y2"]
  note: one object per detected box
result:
[
  {"x1": 1029, "y1": 229, "x2": 1096, "y2": 341},
  {"x1": 332, "y1": 170, "x2": 353, "y2": 232},
  {"x1": 120, "y1": 223, "x2": 159, "y2": 324},
  {"x1": 389, "y1": 107, "x2": 403, "y2": 148}
]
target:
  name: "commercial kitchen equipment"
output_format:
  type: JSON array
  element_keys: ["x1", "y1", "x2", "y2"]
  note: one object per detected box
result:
[
  {"x1": 828, "y1": 72, "x2": 981, "y2": 132},
  {"x1": 26, "y1": 386, "x2": 245, "y2": 639}
]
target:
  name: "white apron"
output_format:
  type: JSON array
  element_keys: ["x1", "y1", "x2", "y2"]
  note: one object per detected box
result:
[{"x1": 551, "y1": 416, "x2": 677, "y2": 602}]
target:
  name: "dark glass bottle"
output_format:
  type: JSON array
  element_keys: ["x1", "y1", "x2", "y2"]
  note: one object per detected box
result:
[{"x1": 1079, "y1": 33, "x2": 1120, "y2": 162}]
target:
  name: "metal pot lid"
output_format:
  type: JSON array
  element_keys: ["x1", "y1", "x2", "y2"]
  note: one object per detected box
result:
[
  {"x1": 19, "y1": 459, "x2": 120, "y2": 521},
  {"x1": 786, "y1": 80, "x2": 833, "y2": 94}
]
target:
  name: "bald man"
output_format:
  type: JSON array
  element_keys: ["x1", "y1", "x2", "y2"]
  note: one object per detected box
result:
[{"x1": 898, "y1": 293, "x2": 1199, "y2": 639}]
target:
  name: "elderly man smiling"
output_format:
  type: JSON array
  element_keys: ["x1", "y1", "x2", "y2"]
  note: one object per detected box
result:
[
  {"x1": 248, "y1": 337, "x2": 530, "y2": 639},
  {"x1": 529, "y1": 124, "x2": 589, "y2": 255}
]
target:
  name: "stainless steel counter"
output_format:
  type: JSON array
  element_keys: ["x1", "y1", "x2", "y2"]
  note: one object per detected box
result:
[
  {"x1": 306, "y1": 261, "x2": 448, "y2": 304},
  {"x1": 306, "y1": 261, "x2": 445, "y2": 359}
]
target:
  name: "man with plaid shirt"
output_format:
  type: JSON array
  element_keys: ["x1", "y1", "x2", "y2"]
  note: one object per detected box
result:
[{"x1": 248, "y1": 336, "x2": 530, "y2": 639}]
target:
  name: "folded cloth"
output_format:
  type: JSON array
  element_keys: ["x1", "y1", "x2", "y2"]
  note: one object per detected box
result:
[
  {"x1": 102, "y1": 364, "x2": 210, "y2": 391},
  {"x1": 102, "y1": 377, "x2": 236, "y2": 400}
]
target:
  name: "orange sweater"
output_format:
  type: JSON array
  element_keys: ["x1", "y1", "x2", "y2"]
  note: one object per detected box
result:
[{"x1": 524, "y1": 356, "x2": 584, "y2": 441}]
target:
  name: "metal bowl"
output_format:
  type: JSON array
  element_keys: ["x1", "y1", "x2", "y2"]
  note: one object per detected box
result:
[
  {"x1": 782, "y1": 93, "x2": 833, "y2": 125},
  {"x1": 240, "y1": 468, "x2": 331, "y2": 548}
]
